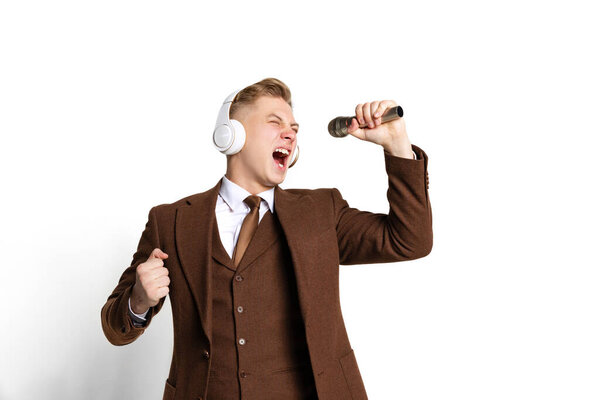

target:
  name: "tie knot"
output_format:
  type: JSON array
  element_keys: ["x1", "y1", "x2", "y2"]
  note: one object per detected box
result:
[{"x1": 244, "y1": 195, "x2": 262, "y2": 210}]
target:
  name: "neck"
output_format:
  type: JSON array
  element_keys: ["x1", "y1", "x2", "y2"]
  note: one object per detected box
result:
[
  {"x1": 225, "y1": 170, "x2": 273, "y2": 195},
  {"x1": 225, "y1": 155, "x2": 280, "y2": 194}
]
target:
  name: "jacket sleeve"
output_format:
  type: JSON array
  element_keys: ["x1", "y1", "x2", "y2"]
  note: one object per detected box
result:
[
  {"x1": 100, "y1": 205, "x2": 167, "y2": 345},
  {"x1": 334, "y1": 144, "x2": 433, "y2": 265}
]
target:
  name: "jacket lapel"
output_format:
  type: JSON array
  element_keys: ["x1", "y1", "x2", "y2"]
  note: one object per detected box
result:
[
  {"x1": 175, "y1": 180, "x2": 221, "y2": 345},
  {"x1": 273, "y1": 185, "x2": 315, "y2": 322}
]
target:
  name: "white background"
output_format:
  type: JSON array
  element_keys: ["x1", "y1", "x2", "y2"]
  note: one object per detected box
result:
[{"x1": 1, "y1": 1, "x2": 598, "y2": 399}]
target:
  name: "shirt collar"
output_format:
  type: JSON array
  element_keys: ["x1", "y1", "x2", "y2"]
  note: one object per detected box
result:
[{"x1": 219, "y1": 175, "x2": 275, "y2": 213}]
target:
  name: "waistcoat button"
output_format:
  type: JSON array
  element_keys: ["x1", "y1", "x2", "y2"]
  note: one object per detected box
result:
[
  {"x1": 237, "y1": 306, "x2": 243, "y2": 313},
  {"x1": 240, "y1": 371, "x2": 247, "y2": 378},
  {"x1": 235, "y1": 275, "x2": 243, "y2": 282},
  {"x1": 202, "y1": 350, "x2": 210, "y2": 359},
  {"x1": 238, "y1": 338, "x2": 246, "y2": 345}
]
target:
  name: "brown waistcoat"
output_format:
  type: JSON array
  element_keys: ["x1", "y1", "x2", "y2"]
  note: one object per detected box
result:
[{"x1": 207, "y1": 209, "x2": 318, "y2": 400}]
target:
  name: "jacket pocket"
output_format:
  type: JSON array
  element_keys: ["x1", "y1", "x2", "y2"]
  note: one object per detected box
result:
[
  {"x1": 269, "y1": 362, "x2": 310, "y2": 375},
  {"x1": 162, "y1": 379, "x2": 176, "y2": 400},
  {"x1": 338, "y1": 349, "x2": 368, "y2": 400}
]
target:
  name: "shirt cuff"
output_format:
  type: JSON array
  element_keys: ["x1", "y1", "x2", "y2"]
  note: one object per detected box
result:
[
  {"x1": 412, "y1": 150, "x2": 418, "y2": 160},
  {"x1": 128, "y1": 296, "x2": 149, "y2": 321}
]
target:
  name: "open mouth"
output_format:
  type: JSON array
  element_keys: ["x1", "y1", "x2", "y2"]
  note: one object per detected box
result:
[{"x1": 272, "y1": 148, "x2": 290, "y2": 170}]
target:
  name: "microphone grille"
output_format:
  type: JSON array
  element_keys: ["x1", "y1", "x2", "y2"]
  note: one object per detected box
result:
[{"x1": 328, "y1": 117, "x2": 351, "y2": 138}]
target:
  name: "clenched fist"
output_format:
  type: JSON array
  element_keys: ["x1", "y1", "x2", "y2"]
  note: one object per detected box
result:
[
  {"x1": 346, "y1": 100, "x2": 413, "y2": 159},
  {"x1": 130, "y1": 248, "x2": 170, "y2": 314}
]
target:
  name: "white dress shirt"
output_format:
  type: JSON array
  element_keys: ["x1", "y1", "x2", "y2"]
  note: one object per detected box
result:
[{"x1": 128, "y1": 175, "x2": 275, "y2": 322}]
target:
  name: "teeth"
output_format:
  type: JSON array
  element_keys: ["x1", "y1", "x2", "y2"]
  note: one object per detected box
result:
[
  {"x1": 274, "y1": 148, "x2": 290, "y2": 155},
  {"x1": 278, "y1": 163, "x2": 284, "y2": 168}
]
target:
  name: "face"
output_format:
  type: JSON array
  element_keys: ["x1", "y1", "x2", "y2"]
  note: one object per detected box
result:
[{"x1": 227, "y1": 96, "x2": 299, "y2": 193}]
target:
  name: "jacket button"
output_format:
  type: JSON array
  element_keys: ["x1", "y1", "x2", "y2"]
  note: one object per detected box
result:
[
  {"x1": 240, "y1": 371, "x2": 247, "y2": 378},
  {"x1": 235, "y1": 275, "x2": 243, "y2": 282},
  {"x1": 121, "y1": 326, "x2": 126, "y2": 333},
  {"x1": 237, "y1": 306, "x2": 244, "y2": 313},
  {"x1": 203, "y1": 350, "x2": 210, "y2": 359}
]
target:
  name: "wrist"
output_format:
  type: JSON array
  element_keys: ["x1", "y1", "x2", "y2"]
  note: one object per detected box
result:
[
  {"x1": 131, "y1": 284, "x2": 150, "y2": 314},
  {"x1": 382, "y1": 139, "x2": 413, "y2": 159},
  {"x1": 132, "y1": 308, "x2": 149, "y2": 315},
  {"x1": 131, "y1": 301, "x2": 150, "y2": 315}
]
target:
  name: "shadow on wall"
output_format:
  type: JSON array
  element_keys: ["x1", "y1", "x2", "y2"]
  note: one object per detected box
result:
[
  {"x1": 87, "y1": 299, "x2": 174, "y2": 400},
  {"x1": 0, "y1": 295, "x2": 173, "y2": 400}
]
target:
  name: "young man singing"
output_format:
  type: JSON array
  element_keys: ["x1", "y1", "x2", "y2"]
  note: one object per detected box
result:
[{"x1": 101, "y1": 77, "x2": 433, "y2": 400}]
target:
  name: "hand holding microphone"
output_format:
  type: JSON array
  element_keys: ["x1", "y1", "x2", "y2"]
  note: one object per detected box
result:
[
  {"x1": 328, "y1": 99, "x2": 413, "y2": 158},
  {"x1": 328, "y1": 104, "x2": 403, "y2": 138}
]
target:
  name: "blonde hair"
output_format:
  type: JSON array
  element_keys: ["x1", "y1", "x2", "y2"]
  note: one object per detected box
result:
[{"x1": 229, "y1": 77, "x2": 292, "y2": 119}]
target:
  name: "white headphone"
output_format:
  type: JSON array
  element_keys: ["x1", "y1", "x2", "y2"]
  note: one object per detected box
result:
[{"x1": 212, "y1": 89, "x2": 299, "y2": 167}]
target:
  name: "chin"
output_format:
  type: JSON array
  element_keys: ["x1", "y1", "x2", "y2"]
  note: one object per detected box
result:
[
  {"x1": 267, "y1": 175, "x2": 286, "y2": 187},
  {"x1": 265, "y1": 171, "x2": 287, "y2": 187},
  {"x1": 263, "y1": 163, "x2": 288, "y2": 186}
]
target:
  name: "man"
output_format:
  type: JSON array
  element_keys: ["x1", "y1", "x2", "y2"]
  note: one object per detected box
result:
[{"x1": 101, "y1": 78, "x2": 433, "y2": 400}]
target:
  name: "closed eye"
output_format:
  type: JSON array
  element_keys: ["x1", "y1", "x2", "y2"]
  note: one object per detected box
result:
[{"x1": 269, "y1": 119, "x2": 298, "y2": 134}]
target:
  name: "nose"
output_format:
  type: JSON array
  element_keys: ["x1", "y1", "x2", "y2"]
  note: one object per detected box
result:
[{"x1": 281, "y1": 126, "x2": 297, "y2": 142}]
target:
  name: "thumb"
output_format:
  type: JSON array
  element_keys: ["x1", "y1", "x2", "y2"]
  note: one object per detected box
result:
[
  {"x1": 346, "y1": 118, "x2": 366, "y2": 141},
  {"x1": 149, "y1": 248, "x2": 169, "y2": 260}
]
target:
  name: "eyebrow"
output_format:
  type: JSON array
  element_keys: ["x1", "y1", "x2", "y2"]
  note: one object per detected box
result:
[{"x1": 268, "y1": 113, "x2": 299, "y2": 130}]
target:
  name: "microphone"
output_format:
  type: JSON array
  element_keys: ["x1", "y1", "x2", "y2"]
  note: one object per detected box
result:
[{"x1": 327, "y1": 105, "x2": 404, "y2": 138}]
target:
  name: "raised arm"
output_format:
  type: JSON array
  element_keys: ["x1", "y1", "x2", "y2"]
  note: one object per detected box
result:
[
  {"x1": 335, "y1": 99, "x2": 432, "y2": 265},
  {"x1": 334, "y1": 145, "x2": 432, "y2": 265}
]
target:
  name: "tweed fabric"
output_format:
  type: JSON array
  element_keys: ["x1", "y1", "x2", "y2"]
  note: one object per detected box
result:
[{"x1": 208, "y1": 210, "x2": 317, "y2": 399}]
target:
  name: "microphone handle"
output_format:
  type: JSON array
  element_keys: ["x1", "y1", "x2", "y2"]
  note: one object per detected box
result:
[{"x1": 357, "y1": 105, "x2": 404, "y2": 129}]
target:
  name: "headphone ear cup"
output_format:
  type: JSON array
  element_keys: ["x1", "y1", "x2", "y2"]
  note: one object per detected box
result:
[
  {"x1": 223, "y1": 119, "x2": 246, "y2": 155},
  {"x1": 288, "y1": 144, "x2": 299, "y2": 168},
  {"x1": 213, "y1": 124, "x2": 233, "y2": 153},
  {"x1": 213, "y1": 89, "x2": 242, "y2": 154}
]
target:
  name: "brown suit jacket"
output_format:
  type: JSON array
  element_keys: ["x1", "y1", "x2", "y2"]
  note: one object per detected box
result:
[{"x1": 101, "y1": 144, "x2": 433, "y2": 400}]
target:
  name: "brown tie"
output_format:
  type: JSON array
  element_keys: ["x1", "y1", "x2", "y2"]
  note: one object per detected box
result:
[{"x1": 233, "y1": 195, "x2": 262, "y2": 267}]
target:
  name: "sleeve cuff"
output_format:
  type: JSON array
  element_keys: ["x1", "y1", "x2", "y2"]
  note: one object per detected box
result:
[{"x1": 128, "y1": 297, "x2": 149, "y2": 322}]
